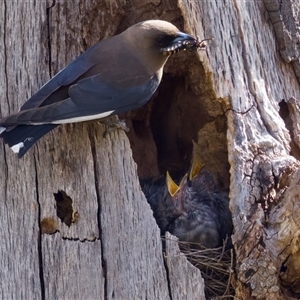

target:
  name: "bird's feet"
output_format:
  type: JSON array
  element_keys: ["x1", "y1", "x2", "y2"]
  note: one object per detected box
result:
[{"x1": 99, "y1": 116, "x2": 130, "y2": 137}]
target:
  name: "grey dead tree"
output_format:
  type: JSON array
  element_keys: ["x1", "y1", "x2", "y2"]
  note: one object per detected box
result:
[{"x1": 0, "y1": 0, "x2": 300, "y2": 299}]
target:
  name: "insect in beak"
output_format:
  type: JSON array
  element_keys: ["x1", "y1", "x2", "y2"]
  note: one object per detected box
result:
[
  {"x1": 160, "y1": 37, "x2": 214, "y2": 56},
  {"x1": 187, "y1": 37, "x2": 214, "y2": 52}
]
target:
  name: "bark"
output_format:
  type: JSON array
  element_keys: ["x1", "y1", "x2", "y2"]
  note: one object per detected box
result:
[
  {"x1": 178, "y1": 0, "x2": 300, "y2": 298},
  {"x1": 0, "y1": 1, "x2": 204, "y2": 299},
  {"x1": 1, "y1": 0, "x2": 300, "y2": 299},
  {"x1": 164, "y1": 232, "x2": 206, "y2": 300}
]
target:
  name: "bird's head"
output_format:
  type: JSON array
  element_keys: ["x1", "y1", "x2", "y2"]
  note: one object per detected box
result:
[
  {"x1": 123, "y1": 20, "x2": 199, "y2": 72},
  {"x1": 166, "y1": 171, "x2": 190, "y2": 215},
  {"x1": 127, "y1": 20, "x2": 197, "y2": 52},
  {"x1": 165, "y1": 157, "x2": 205, "y2": 214}
]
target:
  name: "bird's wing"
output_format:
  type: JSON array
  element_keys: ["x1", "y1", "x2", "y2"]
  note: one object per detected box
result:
[
  {"x1": 0, "y1": 73, "x2": 159, "y2": 125},
  {"x1": 20, "y1": 42, "x2": 106, "y2": 111},
  {"x1": 69, "y1": 71, "x2": 159, "y2": 109}
]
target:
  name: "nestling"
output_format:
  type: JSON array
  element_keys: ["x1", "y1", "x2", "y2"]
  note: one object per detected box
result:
[
  {"x1": 167, "y1": 161, "x2": 232, "y2": 248},
  {"x1": 140, "y1": 175, "x2": 181, "y2": 234},
  {"x1": 141, "y1": 158, "x2": 232, "y2": 248}
]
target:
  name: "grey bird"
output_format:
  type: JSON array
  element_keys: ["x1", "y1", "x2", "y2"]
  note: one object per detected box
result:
[
  {"x1": 141, "y1": 159, "x2": 232, "y2": 248},
  {"x1": 140, "y1": 175, "x2": 182, "y2": 234},
  {"x1": 167, "y1": 160, "x2": 232, "y2": 248},
  {"x1": 0, "y1": 20, "x2": 199, "y2": 158}
]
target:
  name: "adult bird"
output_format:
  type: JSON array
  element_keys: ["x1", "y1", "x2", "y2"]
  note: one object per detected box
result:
[{"x1": 0, "y1": 20, "x2": 199, "y2": 158}]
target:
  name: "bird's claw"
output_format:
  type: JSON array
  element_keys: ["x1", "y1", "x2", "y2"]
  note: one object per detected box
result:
[{"x1": 100, "y1": 117, "x2": 130, "y2": 138}]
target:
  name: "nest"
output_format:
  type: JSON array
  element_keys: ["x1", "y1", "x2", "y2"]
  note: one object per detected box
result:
[{"x1": 162, "y1": 237, "x2": 235, "y2": 299}]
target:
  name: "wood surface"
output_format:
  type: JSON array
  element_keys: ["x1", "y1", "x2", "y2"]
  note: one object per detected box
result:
[{"x1": 1, "y1": 0, "x2": 300, "y2": 299}]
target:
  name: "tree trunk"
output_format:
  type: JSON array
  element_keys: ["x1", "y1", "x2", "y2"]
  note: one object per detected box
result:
[{"x1": 1, "y1": 0, "x2": 300, "y2": 299}]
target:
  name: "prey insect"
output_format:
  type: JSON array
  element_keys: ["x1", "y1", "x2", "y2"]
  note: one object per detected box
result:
[
  {"x1": 187, "y1": 37, "x2": 214, "y2": 52},
  {"x1": 160, "y1": 37, "x2": 214, "y2": 56}
]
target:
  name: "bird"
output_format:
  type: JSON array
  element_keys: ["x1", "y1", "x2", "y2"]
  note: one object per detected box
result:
[
  {"x1": 141, "y1": 158, "x2": 232, "y2": 248},
  {"x1": 167, "y1": 159, "x2": 232, "y2": 248},
  {"x1": 140, "y1": 175, "x2": 181, "y2": 234},
  {"x1": 0, "y1": 20, "x2": 199, "y2": 158}
]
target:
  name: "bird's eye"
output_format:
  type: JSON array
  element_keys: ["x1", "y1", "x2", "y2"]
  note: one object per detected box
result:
[{"x1": 156, "y1": 34, "x2": 177, "y2": 48}]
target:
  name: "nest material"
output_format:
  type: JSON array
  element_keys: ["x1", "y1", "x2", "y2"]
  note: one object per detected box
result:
[{"x1": 162, "y1": 237, "x2": 235, "y2": 299}]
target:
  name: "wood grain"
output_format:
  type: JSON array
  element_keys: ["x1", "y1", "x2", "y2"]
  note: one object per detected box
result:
[{"x1": 1, "y1": 0, "x2": 300, "y2": 299}]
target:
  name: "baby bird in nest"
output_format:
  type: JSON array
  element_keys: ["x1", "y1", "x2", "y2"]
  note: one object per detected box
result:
[{"x1": 140, "y1": 158, "x2": 232, "y2": 248}]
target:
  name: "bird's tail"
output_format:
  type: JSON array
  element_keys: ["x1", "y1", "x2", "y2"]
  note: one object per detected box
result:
[{"x1": 0, "y1": 124, "x2": 58, "y2": 158}]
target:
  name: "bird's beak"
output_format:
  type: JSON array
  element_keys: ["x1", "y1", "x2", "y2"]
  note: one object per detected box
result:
[
  {"x1": 160, "y1": 32, "x2": 197, "y2": 55},
  {"x1": 172, "y1": 32, "x2": 196, "y2": 45},
  {"x1": 189, "y1": 156, "x2": 203, "y2": 181},
  {"x1": 166, "y1": 171, "x2": 186, "y2": 215},
  {"x1": 166, "y1": 171, "x2": 179, "y2": 198}
]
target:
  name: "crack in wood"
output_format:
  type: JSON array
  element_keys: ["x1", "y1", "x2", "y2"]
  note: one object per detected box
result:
[
  {"x1": 3, "y1": 0, "x2": 10, "y2": 111},
  {"x1": 46, "y1": 0, "x2": 56, "y2": 77},
  {"x1": 87, "y1": 127, "x2": 108, "y2": 300},
  {"x1": 34, "y1": 155, "x2": 45, "y2": 300}
]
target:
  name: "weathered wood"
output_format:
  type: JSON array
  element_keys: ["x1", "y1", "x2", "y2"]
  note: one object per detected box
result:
[
  {"x1": 42, "y1": 235, "x2": 105, "y2": 299},
  {"x1": 0, "y1": 1, "x2": 46, "y2": 298},
  {"x1": 38, "y1": 123, "x2": 173, "y2": 299},
  {"x1": 89, "y1": 125, "x2": 172, "y2": 299},
  {"x1": 267, "y1": 166, "x2": 300, "y2": 294},
  {"x1": 2, "y1": 0, "x2": 300, "y2": 299},
  {"x1": 0, "y1": 1, "x2": 204, "y2": 299},
  {"x1": 179, "y1": 0, "x2": 300, "y2": 298},
  {"x1": 263, "y1": 0, "x2": 300, "y2": 81},
  {"x1": 164, "y1": 233, "x2": 206, "y2": 300}
]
